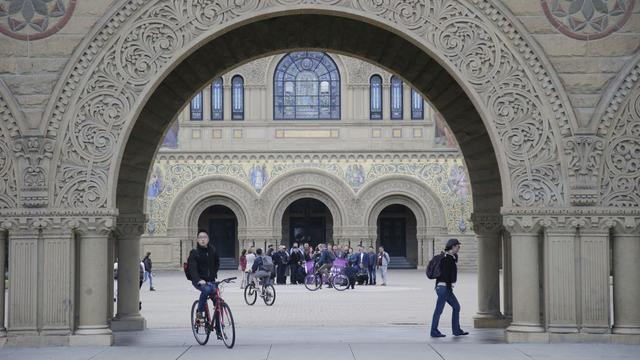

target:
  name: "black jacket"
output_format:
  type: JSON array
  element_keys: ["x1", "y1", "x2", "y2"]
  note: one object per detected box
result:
[
  {"x1": 143, "y1": 256, "x2": 152, "y2": 272},
  {"x1": 436, "y1": 253, "x2": 458, "y2": 288},
  {"x1": 188, "y1": 244, "x2": 220, "y2": 285}
]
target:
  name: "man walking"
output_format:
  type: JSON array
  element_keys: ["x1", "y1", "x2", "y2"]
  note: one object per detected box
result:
[
  {"x1": 377, "y1": 246, "x2": 390, "y2": 286},
  {"x1": 430, "y1": 239, "x2": 468, "y2": 338},
  {"x1": 366, "y1": 246, "x2": 377, "y2": 285},
  {"x1": 142, "y1": 251, "x2": 155, "y2": 291},
  {"x1": 273, "y1": 245, "x2": 289, "y2": 285}
]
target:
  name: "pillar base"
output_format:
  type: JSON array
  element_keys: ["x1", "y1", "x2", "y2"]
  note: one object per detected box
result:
[
  {"x1": 612, "y1": 326, "x2": 640, "y2": 335},
  {"x1": 69, "y1": 334, "x2": 113, "y2": 346},
  {"x1": 111, "y1": 315, "x2": 146, "y2": 331},
  {"x1": 506, "y1": 323, "x2": 546, "y2": 343},
  {"x1": 473, "y1": 314, "x2": 511, "y2": 328},
  {"x1": 611, "y1": 333, "x2": 640, "y2": 345}
]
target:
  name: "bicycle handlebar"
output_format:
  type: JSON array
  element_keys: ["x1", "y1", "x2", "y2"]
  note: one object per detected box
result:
[{"x1": 214, "y1": 277, "x2": 236, "y2": 285}]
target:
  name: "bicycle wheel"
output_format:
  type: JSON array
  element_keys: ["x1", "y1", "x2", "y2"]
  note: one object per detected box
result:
[
  {"x1": 262, "y1": 284, "x2": 276, "y2": 306},
  {"x1": 332, "y1": 274, "x2": 350, "y2": 291},
  {"x1": 304, "y1": 273, "x2": 321, "y2": 291},
  {"x1": 244, "y1": 283, "x2": 257, "y2": 305},
  {"x1": 190, "y1": 300, "x2": 210, "y2": 345},
  {"x1": 219, "y1": 302, "x2": 236, "y2": 349}
]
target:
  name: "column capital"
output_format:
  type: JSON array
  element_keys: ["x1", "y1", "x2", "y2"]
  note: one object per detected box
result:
[
  {"x1": 471, "y1": 213, "x2": 502, "y2": 235},
  {"x1": 115, "y1": 213, "x2": 147, "y2": 238},
  {"x1": 563, "y1": 135, "x2": 604, "y2": 206}
]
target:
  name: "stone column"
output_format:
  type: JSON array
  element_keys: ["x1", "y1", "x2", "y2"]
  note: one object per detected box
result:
[
  {"x1": 111, "y1": 214, "x2": 146, "y2": 331},
  {"x1": 0, "y1": 228, "x2": 6, "y2": 338},
  {"x1": 502, "y1": 232, "x2": 513, "y2": 320},
  {"x1": 7, "y1": 228, "x2": 39, "y2": 335},
  {"x1": 505, "y1": 219, "x2": 544, "y2": 341},
  {"x1": 70, "y1": 218, "x2": 114, "y2": 346},
  {"x1": 578, "y1": 225, "x2": 610, "y2": 334},
  {"x1": 544, "y1": 224, "x2": 579, "y2": 334},
  {"x1": 40, "y1": 226, "x2": 75, "y2": 336},
  {"x1": 612, "y1": 223, "x2": 640, "y2": 335},
  {"x1": 472, "y1": 214, "x2": 506, "y2": 328}
]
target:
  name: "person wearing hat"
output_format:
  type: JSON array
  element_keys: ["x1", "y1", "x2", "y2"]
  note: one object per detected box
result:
[{"x1": 430, "y1": 238, "x2": 468, "y2": 337}]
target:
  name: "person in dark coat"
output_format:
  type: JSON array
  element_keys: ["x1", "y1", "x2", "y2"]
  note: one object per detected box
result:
[
  {"x1": 366, "y1": 246, "x2": 376, "y2": 285},
  {"x1": 273, "y1": 245, "x2": 289, "y2": 285},
  {"x1": 188, "y1": 229, "x2": 221, "y2": 337},
  {"x1": 430, "y1": 238, "x2": 468, "y2": 338},
  {"x1": 289, "y1": 242, "x2": 303, "y2": 284},
  {"x1": 142, "y1": 251, "x2": 155, "y2": 291}
]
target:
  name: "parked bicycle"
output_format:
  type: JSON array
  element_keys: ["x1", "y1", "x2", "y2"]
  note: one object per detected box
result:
[
  {"x1": 244, "y1": 277, "x2": 276, "y2": 306},
  {"x1": 190, "y1": 277, "x2": 236, "y2": 348}
]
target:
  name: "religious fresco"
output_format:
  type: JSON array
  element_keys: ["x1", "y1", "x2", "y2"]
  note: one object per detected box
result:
[
  {"x1": 146, "y1": 157, "x2": 473, "y2": 235},
  {"x1": 160, "y1": 121, "x2": 179, "y2": 149}
]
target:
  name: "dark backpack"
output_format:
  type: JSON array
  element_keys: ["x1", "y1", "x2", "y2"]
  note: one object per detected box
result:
[
  {"x1": 183, "y1": 262, "x2": 192, "y2": 280},
  {"x1": 426, "y1": 252, "x2": 445, "y2": 279}
]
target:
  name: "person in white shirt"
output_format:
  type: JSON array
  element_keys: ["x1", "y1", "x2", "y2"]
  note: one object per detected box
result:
[{"x1": 244, "y1": 246, "x2": 256, "y2": 287}]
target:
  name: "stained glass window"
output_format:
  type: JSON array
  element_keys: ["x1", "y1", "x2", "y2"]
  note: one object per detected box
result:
[
  {"x1": 190, "y1": 91, "x2": 203, "y2": 120},
  {"x1": 370, "y1": 75, "x2": 382, "y2": 120},
  {"x1": 390, "y1": 75, "x2": 403, "y2": 120},
  {"x1": 411, "y1": 88, "x2": 424, "y2": 120},
  {"x1": 274, "y1": 51, "x2": 340, "y2": 120},
  {"x1": 231, "y1": 75, "x2": 244, "y2": 120},
  {"x1": 211, "y1": 77, "x2": 223, "y2": 120}
]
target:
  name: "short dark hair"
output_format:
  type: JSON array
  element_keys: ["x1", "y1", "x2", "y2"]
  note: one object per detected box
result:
[
  {"x1": 445, "y1": 238, "x2": 461, "y2": 251},
  {"x1": 197, "y1": 229, "x2": 208, "y2": 236},
  {"x1": 256, "y1": 248, "x2": 263, "y2": 255}
]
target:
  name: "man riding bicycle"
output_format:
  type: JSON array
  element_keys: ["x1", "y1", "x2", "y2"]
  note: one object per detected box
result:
[
  {"x1": 188, "y1": 229, "x2": 222, "y2": 338},
  {"x1": 315, "y1": 243, "x2": 335, "y2": 287},
  {"x1": 251, "y1": 248, "x2": 273, "y2": 288}
]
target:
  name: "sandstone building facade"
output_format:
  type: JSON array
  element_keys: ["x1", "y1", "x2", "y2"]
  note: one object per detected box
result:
[{"x1": 0, "y1": 0, "x2": 639, "y2": 347}]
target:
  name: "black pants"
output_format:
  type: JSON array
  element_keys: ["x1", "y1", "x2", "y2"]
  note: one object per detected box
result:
[
  {"x1": 276, "y1": 264, "x2": 287, "y2": 284},
  {"x1": 290, "y1": 263, "x2": 300, "y2": 284}
]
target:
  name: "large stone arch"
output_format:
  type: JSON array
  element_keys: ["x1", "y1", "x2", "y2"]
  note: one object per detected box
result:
[
  {"x1": 40, "y1": 0, "x2": 578, "y2": 216},
  {"x1": 260, "y1": 169, "x2": 351, "y2": 239},
  {"x1": 166, "y1": 175, "x2": 256, "y2": 234},
  {"x1": 358, "y1": 175, "x2": 447, "y2": 230}
]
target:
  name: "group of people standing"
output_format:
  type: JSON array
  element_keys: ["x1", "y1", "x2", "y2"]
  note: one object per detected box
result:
[{"x1": 238, "y1": 242, "x2": 390, "y2": 287}]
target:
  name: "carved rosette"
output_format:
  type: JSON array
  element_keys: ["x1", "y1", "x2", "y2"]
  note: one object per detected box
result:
[
  {"x1": 563, "y1": 136, "x2": 604, "y2": 206},
  {"x1": 44, "y1": 0, "x2": 571, "y2": 211}
]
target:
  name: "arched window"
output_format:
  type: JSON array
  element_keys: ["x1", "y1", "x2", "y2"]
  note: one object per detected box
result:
[
  {"x1": 370, "y1": 75, "x2": 382, "y2": 120},
  {"x1": 411, "y1": 88, "x2": 424, "y2": 120},
  {"x1": 190, "y1": 91, "x2": 203, "y2": 120},
  {"x1": 390, "y1": 75, "x2": 403, "y2": 120},
  {"x1": 274, "y1": 51, "x2": 340, "y2": 120},
  {"x1": 231, "y1": 75, "x2": 244, "y2": 120},
  {"x1": 211, "y1": 77, "x2": 223, "y2": 120}
]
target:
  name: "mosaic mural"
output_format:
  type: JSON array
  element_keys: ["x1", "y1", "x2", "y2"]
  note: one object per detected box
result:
[{"x1": 146, "y1": 157, "x2": 473, "y2": 235}]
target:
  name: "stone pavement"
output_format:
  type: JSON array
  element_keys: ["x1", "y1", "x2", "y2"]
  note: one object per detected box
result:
[{"x1": 1, "y1": 270, "x2": 639, "y2": 359}]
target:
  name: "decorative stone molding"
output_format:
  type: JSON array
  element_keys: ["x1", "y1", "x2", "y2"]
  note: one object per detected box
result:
[
  {"x1": 502, "y1": 207, "x2": 640, "y2": 234},
  {"x1": 0, "y1": 208, "x2": 118, "y2": 232},
  {"x1": 43, "y1": 0, "x2": 574, "y2": 211},
  {"x1": 13, "y1": 136, "x2": 55, "y2": 208},
  {"x1": 563, "y1": 136, "x2": 604, "y2": 206},
  {"x1": 0, "y1": 85, "x2": 20, "y2": 209},
  {"x1": 471, "y1": 213, "x2": 502, "y2": 234}
]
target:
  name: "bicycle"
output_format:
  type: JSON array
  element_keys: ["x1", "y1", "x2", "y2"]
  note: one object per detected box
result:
[
  {"x1": 304, "y1": 265, "x2": 349, "y2": 291},
  {"x1": 244, "y1": 276, "x2": 276, "y2": 306},
  {"x1": 190, "y1": 277, "x2": 236, "y2": 348}
]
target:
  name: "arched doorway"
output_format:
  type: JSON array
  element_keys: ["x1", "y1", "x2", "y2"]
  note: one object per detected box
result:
[
  {"x1": 197, "y1": 205, "x2": 238, "y2": 269},
  {"x1": 282, "y1": 198, "x2": 333, "y2": 249},
  {"x1": 376, "y1": 204, "x2": 417, "y2": 269}
]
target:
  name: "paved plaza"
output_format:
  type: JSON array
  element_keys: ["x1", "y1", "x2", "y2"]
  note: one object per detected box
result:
[{"x1": 1, "y1": 270, "x2": 638, "y2": 359}]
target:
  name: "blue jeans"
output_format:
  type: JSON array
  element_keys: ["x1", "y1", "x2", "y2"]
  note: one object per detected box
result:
[
  {"x1": 430, "y1": 285, "x2": 462, "y2": 335},
  {"x1": 194, "y1": 282, "x2": 217, "y2": 312},
  {"x1": 368, "y1": 266, "x2": 376, "y2": 284},
  {"x1": 194, "y1": 282, "x2": 221, "y2": 333}
]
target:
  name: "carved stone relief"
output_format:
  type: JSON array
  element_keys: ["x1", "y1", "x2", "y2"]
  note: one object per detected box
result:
[
  {"x1": 43, "y1": 0, "x2": 573, "y2": 212},
  {"x1": 600, "y1": 58, "x2": 640, "y2": 208}
]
